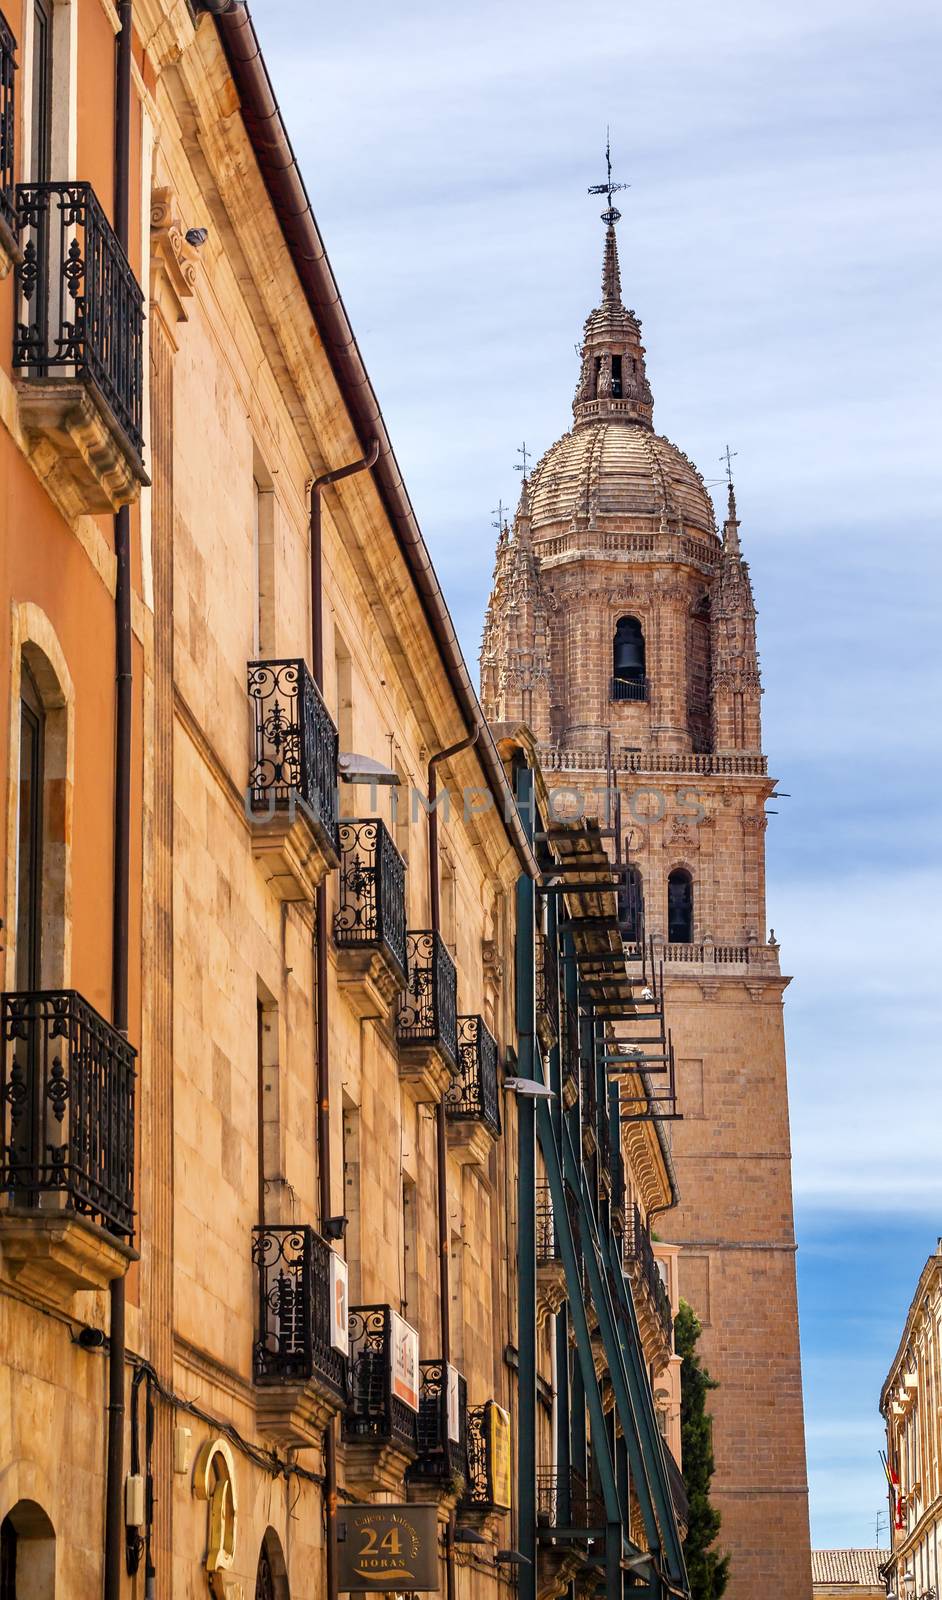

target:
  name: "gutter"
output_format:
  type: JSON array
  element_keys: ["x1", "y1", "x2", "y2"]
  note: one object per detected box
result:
[{"x1": 208, "y1": 5, "x2": 536, "y2": 882}]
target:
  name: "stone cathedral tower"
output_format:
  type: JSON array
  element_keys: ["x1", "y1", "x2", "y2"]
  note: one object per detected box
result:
[{"x1": 481, "y1": 216, "x2": 812, "y2": 1600}]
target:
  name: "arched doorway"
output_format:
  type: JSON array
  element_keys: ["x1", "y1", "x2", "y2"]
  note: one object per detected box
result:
[
  {"x1": 1, "y1": 1500, "x2": 56, "y2": 1599},
  {"x1": 255, "y1": 1529, "x2": 289, "y2": 1600}
]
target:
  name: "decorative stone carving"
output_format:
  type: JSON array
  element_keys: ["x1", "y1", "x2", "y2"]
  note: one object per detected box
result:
[
  {"x1": 150, "y1": 185, "x2": 198, "y2": 338},
  {"x1": 16, "y1": 381, "x2": 149, "y2": 521}
]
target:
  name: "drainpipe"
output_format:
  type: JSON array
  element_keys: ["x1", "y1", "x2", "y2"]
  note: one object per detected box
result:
[
  {"x1": 309, "y1": 441, "x2": 378, "y2": 1600},
  {"x1": 104, "y1": 6, "x2": 133, "y2": 1600},
  {"x1": 426, "y1": 729, "x2": 477, "y2": 1600}
]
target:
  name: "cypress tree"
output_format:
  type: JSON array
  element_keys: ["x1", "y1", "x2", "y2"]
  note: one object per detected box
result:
[{"x1": 675, "y1": 1300, "x2": 730, "y2": 1600}]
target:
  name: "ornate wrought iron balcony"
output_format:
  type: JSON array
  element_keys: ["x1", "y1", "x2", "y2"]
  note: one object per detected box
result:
[
  {"x1": 343, "y1": 1304, "x2": 419, "y2": 1458},
  {"x1": 580, "y1": 1058, "x2": 598, "y2": 1155},
  {"x1": 610, "y1": 675, "x2": 649, "y2": 703},
  {"x1": 396, "y1": 931, "x2": 458, "y2": 1098},
  {"x1": 247, "y1": 659, "x2": 339, "y2": 898},
  {"x1": 462, "y1": 1400, "x2": 512, "y2": 1515},
  {"x1": 447, "y1": 1015, "x2": 500, "y2": 1135},
  {"x1": 252, "y1": 1225, "x2": 347, "y2": 1410},
  {"x1": 536, "y1": 1467, "x2": 606, "y2": 1535},
  {"x1": 0, "y1": 989, "x2": 135, "y2": 1238},
  {"x1": 560, "y1": 997, "x2": 579, "y2": 1109},
  {"x1": 610, "y1": 1148, "x2": 626, "y2": 1230},
  {"x1": 625, "y1": 1206, "x2": 673, "y2": 1347},
  {"x1": 13, "y1": 182, "x2": 147, "y2": 511},
  {"x1": 410, "y1": 1359, "x2": 468, "y2": 1486},
  {"x1": 334, "y1": 817, "x2": 407, "y2": 987}
]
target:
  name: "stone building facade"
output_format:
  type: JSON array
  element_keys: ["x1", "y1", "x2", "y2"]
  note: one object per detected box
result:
[
  {"x1": 481, "y1": 214, "x2": 812, "y2": 1600},
  {"x1": 0, "y1": 4, "x2": 688, "y2": 1599},
  {"x1": 880, "y1": 1243, "x2": 942, "y2": 1600}
]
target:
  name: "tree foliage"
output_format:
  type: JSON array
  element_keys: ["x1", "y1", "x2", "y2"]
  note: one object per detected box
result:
[{"x1": 675, "y1": 1300, "x2": 731, "y2": 1600}]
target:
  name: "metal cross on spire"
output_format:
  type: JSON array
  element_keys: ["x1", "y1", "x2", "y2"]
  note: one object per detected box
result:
[
  {"x1": 491, "y1": 498, "x2": 509, "y2": 532},
  {"x1": 720, "y1": 444, "x2": 738, "y2": 487},
  {"x1": 514, "y1": 442, "x2": 532, "y2": 483},
  {"x1": 588, "y1": 127, "x2": 629, "y2": 224}
]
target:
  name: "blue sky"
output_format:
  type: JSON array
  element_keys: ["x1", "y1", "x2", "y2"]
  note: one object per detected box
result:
[{"x1": 254, "y1": 0, "x2": 942, "y2": 1548}]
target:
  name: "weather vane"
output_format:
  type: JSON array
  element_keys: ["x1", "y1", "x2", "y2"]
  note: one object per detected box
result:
[
  {"x1": 514, "y1": 442, "x2": 532, "y2": 483},
  {"x1": 588, "y1": 127, "x2": 629, "y2": 224},
  {"x1": 491, "y1": 498, "x2": 508, "y2": 531},
  {"x1": 720, "y1": 444, "x2": 738, "y2": 487}
]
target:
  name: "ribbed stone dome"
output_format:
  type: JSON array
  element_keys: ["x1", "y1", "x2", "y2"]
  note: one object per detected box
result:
[{"x1": 527, "y1": 420, "x2": 718, "y2": 540}]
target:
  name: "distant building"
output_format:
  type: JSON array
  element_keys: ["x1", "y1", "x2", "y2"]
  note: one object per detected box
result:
[
  {"x1": 812, "y1": 1550, "x2": 890, "y2": 1600},
  {"x1": 880, "y1": 1243, "x2": 942, "y2": 1600}
]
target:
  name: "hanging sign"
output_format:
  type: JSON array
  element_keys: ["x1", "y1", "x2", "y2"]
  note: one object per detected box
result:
[
  {"x1": 487, "y1": 1401, "x2": 512, "y2": 1509},
  {"x1": 337, "y1": 1504, "x2": 440, "y2": 1592},
  {"x1": 390, "y1": 1310, "x2": 420, "y2": 1410},
  {"x1": 446, "y1": 1364, "x2": 462, "y2": 1443},
  {"x1": 328, "y1": 1251, "x2": 348, "y2": 1355}
]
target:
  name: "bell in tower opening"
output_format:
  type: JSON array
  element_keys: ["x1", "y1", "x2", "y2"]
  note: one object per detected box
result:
[{"x1": 612, "y1": 615, "x2": 646, "y2": 701}]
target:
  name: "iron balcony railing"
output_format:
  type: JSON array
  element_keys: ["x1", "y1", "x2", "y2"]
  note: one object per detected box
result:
[
  {"x1": 397, "y1": 930, "x2": 458, "y2": 1068},
  {"x1": 610, "y1": 675, "x2": 650, "y2": 703},
  {"x1": 247, "y1": 658, "x2": 339, "y2": 849},
  {"x1": 412, "y1": 1359, "x2": 468, "y2": 1483},
  {"x1": 334, "y1": 818, "x2": 407, "y2": 981},
  {"x1": 596, "y1": 1114, "x2": 612, "y2": 1191},
  {"x1": 626, "y1": 1205, "x2": 673, "y2": 1343},
  {"x1": 344, "y1": 1304, "x2": 418, "y2": 1454},
  {"x1": 447, "y1": 1015, "x2": 500, "y2": 1136},
  {"x1": 534, "y1": 929, "x2": 559, "y2": 1041},
  {"x1": 0, "y1": 10, "x2": 15, "y2": 238},
  {"x1": 0, "y1": 989, "x2": 136, "y2": 1238},
  {"x1": 13, "y1": 181, "x2": 144, "y2": 455},
  {"x1": 580, "y1": 1057, "x2": 597, "y2": 1129},
  {"x1": 536, "y1": 1467, "x2": 605, "y2": 1533},
  {"x1": 251, "y1": 1225, "x2": 347, "y2": 1403},
  {"x1": 535, "y1": 1181, "x2": 560, "y2": 1267},
  {"x1": 463, "y1": 1400, "x2": 509, "y2": 1512}
]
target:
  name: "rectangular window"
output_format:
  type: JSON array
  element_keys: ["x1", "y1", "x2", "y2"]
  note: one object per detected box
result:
[
  {"x1": 252, "y1": 448, "x2": 275, "y2": 657},
  {"x1": 401, "y1": 1176, "x2": 418, "y2": 1323},
  {"x1": 30, "y1": 0, "x2": 52, "y2": 183},
  {"x1": 342, "y1": 1099, "x2": 361, "y2": 1301}
]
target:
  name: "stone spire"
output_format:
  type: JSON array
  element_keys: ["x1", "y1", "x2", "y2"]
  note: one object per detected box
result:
[
  {"x1": 479, "y1": 485, "x2": 551, "y2": 739},
  {"x1": 573, "y1": 218, "x2": 653, "y2": 429},
  {"x1": 711, "y1": 482, "x2": 762, "y2": 752}
]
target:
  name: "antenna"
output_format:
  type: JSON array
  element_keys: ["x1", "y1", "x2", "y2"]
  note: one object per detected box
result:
[{"x1": 588, "y1": 126, "x2": 629, "y2": 224}]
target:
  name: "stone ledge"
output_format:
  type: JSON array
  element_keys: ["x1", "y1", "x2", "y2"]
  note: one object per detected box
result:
[
  {"x1": 250, "y1": 809, "x2": 339, "y2": 902},
  {"x1": 0, "y1": 1210, "x2": 136, "y2": 1310},
  {"x1": 339, "y1": 1438, "x2": 416, "y2": 1497},
  {"x1": 254, "y1": 1378, "x2": 343, "y2": 1452},
  {"x1": 536, "y1": 1260, "x2": 568, "y2": 1328},
  {"x1": 16, "y1": 377, "x2": 148, "y2": 521},
  {"x1": 335, "y1": 945, "x2": 405, "y2": 1023},
  {"x1": 445, "y1": 1118, "x2": 498, "y2": 1171},
  {"x1": 397, "y1": 1042, "x2": 455, "y2": 1105}
]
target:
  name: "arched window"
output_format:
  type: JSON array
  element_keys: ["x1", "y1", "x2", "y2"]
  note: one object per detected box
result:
[
  {"x1": 255, "y1": 1529, "x2": 290, "y2": 1599},
  {"x1": 612, "y1": 617, "x2": 647, "y2": 702},
  {"x1": 1, "y1": 1501, "x2": 56, "y2": 1598},
  {"x1": 667, "y1": 870, "x2": 693, "y2": 944},
  {"x1": 618, "y1": 864, "x2": 643, "y2": 943}
]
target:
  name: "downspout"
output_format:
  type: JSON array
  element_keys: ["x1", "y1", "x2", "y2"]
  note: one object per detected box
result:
[
  {"x1": 427, "y1": 729, "x2": 477, "y2": 1600},
  {"x1": 105, "y1": 6, "x2": 133, "y2": 1600},
  {"x1": 309, "y1": 441, "x2": 378, "y2": 1600}
]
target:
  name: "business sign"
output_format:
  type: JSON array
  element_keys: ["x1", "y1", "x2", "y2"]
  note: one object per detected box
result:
[
  {"x1": 328, "y1": 1251, "x2": 348, "y2": 1356},
  {"x1": 446, "y1": 1364, "x2": 462, "y2": 1443},
  {"x1": 337, "y1": 1504, "x2": 440, "y2": 1592},
  {"x1": 390, "y1": 1310, "x2": 419, "y2": 1411},
  {"x1": 487, "y1": 1401, "x2": 512, "y2": 1510}
]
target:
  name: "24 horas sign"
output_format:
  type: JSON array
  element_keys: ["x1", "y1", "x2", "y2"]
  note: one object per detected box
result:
[{"x1": 337, "y1": 1504, "x2": 440, "y2": 1592}]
